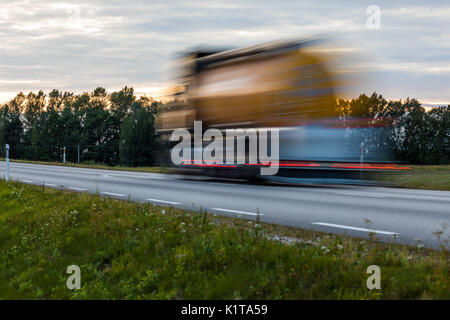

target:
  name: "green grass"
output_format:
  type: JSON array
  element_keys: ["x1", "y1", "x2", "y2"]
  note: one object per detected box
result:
[
  {"x1": 0, "y1": 181, "x2": 448, "y2": 299},
  {"x1": 374, "y1": 165, "x2": 450, "y2": 191}
]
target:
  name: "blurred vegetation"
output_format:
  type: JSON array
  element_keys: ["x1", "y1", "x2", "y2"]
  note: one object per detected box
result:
[
  {"x1": 0, "y1": 181, "x2": 448, "y2": 299},
  {"x1": 336, "y1": 93, "x2": 449, "y2": 165}
]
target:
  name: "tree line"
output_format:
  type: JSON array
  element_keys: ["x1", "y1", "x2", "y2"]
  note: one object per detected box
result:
[
  {"x1": 0, "y1": 87, "x2": 157, "y2": 166},
  {"x1": 0, "y1": 88, "x2": 448, "y2": 165},
  {"x1": 336, "y1": 93, "x2": 449, "y2": 164}
]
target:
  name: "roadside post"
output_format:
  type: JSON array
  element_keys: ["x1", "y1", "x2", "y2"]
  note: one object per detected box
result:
[
  {"x1": 360, "y1": 142, "x2": 364, "y2": 180},
  {"x1": 63, "y1": 146, "x2": 66, "y2": 164},
  {"x1": 5, "y1": 144, "x2": 10, "y2": 182}
]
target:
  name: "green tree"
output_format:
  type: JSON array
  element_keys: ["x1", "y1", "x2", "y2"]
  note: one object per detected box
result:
[
  {"x1": 0, "y1": 104, "x2": 24, "y2": 159},
  {"x1": 422, "y1": 106, "x2": 450, "y2": 164},
  {"x1": 119, "y1": 101, "x2": 156, "y2": 166}
]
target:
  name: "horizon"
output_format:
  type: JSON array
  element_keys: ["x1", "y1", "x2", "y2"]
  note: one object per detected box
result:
[{"x1": 1, "y1": 87, "x2": 448, "y2": 108}]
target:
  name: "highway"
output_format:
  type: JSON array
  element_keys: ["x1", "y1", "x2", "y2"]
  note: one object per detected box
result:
[{"x1": 1, "y1": 161, "x2": 449, "y2": 249}]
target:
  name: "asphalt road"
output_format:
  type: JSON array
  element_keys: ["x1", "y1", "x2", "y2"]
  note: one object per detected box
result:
[{"x1": 1, "y1": 161, "x2": 449, "y2": 249}]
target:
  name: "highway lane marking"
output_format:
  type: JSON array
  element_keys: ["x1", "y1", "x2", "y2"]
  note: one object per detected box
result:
[
  {"x1": 45, "y1": 183, "x2": 57, "y2": 187},
  {"x1": 69, "y1": 187, "x2": 88, "y2": 192},
  {"x1": 312, "y1": 222, "x2": 398, "y2": 236},
  {"x1": 1, "y1": 163, "x2": 169, "y2": 180},
  {"x1": 334, "y1": 191, "x2": 450, "y2": 202},
  {"x1": 334, "y1": 192, "x2": 386, "y2": 198},
  {"x1": 101, "y1": 192, "x2": 126, "y2": 197},
  {"x1": 145, "y1": 198, "x2": 181, "y2": 205},
  {"x1": 21, "y1": 179, "x2": 33, "y2": 183},
  {"x1": 205, "y1": 182, "x2": 240, "y2": 187},
  {"x1": 210, "y1": 208, "x2": 263, "y2": 216},
  {"x1": 110, "y1": 174, "x2": 169, "y2": 180},
  {"x1": 207, "y1": 182, "x2": 228, "y2": 186},
  {"x1": 378, "y1": 193, "x2": 450, "y2": 202}
]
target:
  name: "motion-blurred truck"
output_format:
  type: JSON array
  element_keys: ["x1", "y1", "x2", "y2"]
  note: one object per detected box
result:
[{"x1": 156, "y1": 40, "x2": 406, "y2": 183}]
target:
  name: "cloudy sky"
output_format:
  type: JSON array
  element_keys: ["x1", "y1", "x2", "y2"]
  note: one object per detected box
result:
[{"x1": 0, "y1": 0, "x2": 449, "y2": 105}]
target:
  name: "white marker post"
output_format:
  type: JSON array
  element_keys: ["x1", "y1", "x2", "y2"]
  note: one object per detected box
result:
[
  {"x1": 63, "y1": 146, "x2": 66, "y2": 164},
  {"x1": 5, "y1": 144, "x2": 10, "y2": 182},
  {"x1": 360, "y1": 142, "x2": 364, "y2": 180}
]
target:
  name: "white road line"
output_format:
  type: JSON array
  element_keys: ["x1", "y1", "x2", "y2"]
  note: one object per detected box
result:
[
  {"x1": 312, "y1": 222, "x2": 399, "y2": 236},
  {"x1": 110, "y1": 174, "x2": 169, "y2": 180},
  {"x1": 45, "y1": 183, "x2": 57, "y2": 187},
  {"x1": 69, "y1": 187, "x2": 88, "y2": 192},
  {"x1": 334, "y1": 191, "x2": 450, "y2": 202},
  {"x1": 21, "y1": 179, "x2": 33, "y2": 183},
  {"x1": 380, "y1": 193, "x2": 450, "y2": 202},
  {"x1": 101, "y1": 192, "x2": 126, "y2": 197},
  {"x1": 334, "y1": 192, "x2": 386, "y2": 198},
  {"x1": 145, "y1": 198, "x2": 181, "y2": 205},
  {"x1": 1, "y1": 162, "x2": 170, "y2": 181},
  {"x1": 210, "y1": 208, "x2": 263, "y2": 216}
]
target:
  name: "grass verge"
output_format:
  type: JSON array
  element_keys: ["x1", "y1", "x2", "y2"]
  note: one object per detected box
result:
[
  {"x1": 374, "y1": 165, "x2": 450, "y2": 191},
  {"x1": 0, "y1": 181, "x2": 448, "y2": 299}
]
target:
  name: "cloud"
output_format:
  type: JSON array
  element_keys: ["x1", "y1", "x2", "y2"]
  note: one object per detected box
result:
[{"x1": 0, "y1": 0, "x2": 449, "y2": 103}]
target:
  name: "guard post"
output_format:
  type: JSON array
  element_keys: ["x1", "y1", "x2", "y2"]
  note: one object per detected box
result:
[{"x1": 5, "y1": 144, "x2": 10, "y2": 182}]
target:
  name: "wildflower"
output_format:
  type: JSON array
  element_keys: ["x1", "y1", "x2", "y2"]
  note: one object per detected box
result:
[{"x1": 321, "y1": 246, "x2": 330, "y2": 254}]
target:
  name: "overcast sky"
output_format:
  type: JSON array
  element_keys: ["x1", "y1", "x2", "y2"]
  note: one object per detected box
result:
[{"x1": 0, "y1": 0, "x2": 449, "y2": 105}]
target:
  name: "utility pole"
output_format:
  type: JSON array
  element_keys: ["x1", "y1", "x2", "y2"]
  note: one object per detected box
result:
[
  {"x1": 63, "y1": 146, "x2": 66, "y2": 164},
  {"x1": 77, "y1": 144, "x2": 80, "y2": 164},
  {"x1": 5, "y1": 144, "x2": 10, "y2": 182}
]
